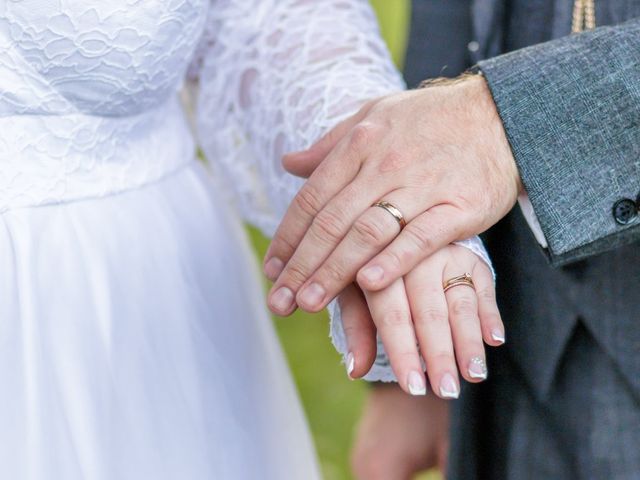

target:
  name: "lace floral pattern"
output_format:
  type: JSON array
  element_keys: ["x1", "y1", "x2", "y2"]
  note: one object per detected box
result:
[
  {"x1": 190, "y1": 0, "x2": 495, "y2": 383},
  {"x1": 0, "y1": 1, "x2": 207, "y2": 211},
  {"x1": 190, "y1": 0, "x2": 405, "y2": 235},
  {"x1": 0, "y1": 0, "x2": 207, "y2": 116},
  {"x1": 0, "y1": 0, "x2": 494, "y2": 383}
]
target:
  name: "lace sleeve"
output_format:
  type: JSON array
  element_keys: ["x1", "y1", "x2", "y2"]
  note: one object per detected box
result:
[
  {"x1": 189, "y1": 0, "x2": 404, "y2": 236},
  {"x1": 188, "y1": 0, "x2": 494, "y2": 383}
]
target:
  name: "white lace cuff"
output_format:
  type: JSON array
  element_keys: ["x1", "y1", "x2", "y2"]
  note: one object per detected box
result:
[{"x1": 329, "y1": 235, "x2": 493, "y2": 382}]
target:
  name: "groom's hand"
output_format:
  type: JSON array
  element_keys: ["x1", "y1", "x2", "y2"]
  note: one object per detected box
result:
[{"x1": 264, "y1": 75, "x2": 521, "y2": 316}]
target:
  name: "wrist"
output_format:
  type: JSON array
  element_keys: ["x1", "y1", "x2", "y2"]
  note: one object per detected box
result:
[{"x1": 465, "y1": 74, "x2": 524, "y2": 196}]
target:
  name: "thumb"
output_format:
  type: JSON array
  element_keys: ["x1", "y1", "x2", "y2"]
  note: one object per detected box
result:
[
  {"x1": 281, "y1": 148, "x2": 323, "y2": 178},
  {"x1": 282, "y1": 98, "x2": 378, "y2": 178},
  {"x1": 337, "y1": 284, "x2": 377, "y2": 379}
]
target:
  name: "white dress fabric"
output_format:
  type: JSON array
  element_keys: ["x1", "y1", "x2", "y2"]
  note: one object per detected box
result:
[{"x1": 0, "y1": 0, "x2": 491, "y2": 478}]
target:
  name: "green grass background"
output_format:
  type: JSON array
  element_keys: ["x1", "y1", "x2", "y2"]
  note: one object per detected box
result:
[{"x1": 249, "y1": 2, "x2": 440, "y2": 478}]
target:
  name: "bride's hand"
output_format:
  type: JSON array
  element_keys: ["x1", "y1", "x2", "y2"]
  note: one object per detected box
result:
[{"x1": 339, "y1": 244, "x2": 504, "y2": 398}]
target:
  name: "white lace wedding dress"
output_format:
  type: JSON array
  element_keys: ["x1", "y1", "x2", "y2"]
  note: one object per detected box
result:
[
  {"x1": 0, "y1": 0, "x2": 488, "y2": 478},
  {"x1": 0, "y1": 0, "x2": 400, "y2": 478}
]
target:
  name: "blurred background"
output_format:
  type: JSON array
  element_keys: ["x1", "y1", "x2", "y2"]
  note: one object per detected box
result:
[{"x1": 249, "y1": 2, "x2": 441, "y2": 478}]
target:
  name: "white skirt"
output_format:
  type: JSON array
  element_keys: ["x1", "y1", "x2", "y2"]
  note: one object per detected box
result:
[{"x1": 0, "y1": 162, "x2": 320, "y2": 479}]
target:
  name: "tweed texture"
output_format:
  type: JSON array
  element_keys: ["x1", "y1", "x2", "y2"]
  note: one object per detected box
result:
[
  {"x1": 405, "y1": 1, "x2": 640, "y2": 478},
  {"x1": 480, "y1": 17, "x2": 640, "y2": 266}
]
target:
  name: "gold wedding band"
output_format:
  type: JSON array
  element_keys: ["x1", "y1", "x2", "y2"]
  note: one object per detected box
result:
[
  {"x1": 443, "y1": 273, "x2": 475, "y2": 293},
  {"x1": 372, "y1": 201, "x2": 407, "y2": 229}
]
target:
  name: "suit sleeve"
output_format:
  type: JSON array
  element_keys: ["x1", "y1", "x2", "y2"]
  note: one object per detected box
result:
[{"x1": 478, "y1": 18, "x2": 640, "y2": 266}]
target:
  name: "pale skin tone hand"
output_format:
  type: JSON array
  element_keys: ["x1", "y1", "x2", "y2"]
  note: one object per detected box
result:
[
  {"x1": 337, "y1": 244, "x2": 504, "y2": 398},
  {"x1": 263, "y1": 75, "x2": 522, "y2": 318},
  {"x1": 351, "y1": 383, "x2": 449, "y2": 480}
]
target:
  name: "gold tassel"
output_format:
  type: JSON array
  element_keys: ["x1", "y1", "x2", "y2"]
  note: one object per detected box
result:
[{"x1": 572, "y1": 0, "x2": 596, "y2": 33}]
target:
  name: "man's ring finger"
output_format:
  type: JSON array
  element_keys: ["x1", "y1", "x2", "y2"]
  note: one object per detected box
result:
[{"x1": 373, "y1": 201, "x2": 407, "y2": 230}]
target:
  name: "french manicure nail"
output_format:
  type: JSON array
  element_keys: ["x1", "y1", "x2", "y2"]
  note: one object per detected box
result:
[
  {"x1": 439, "y1": 373, "x2": 460, "y2": 399},
  {"x1": 491, "y1": 329, "x2": 505, "y2": 344},
  {"x1": 270, "y1": 287, "x2": 295, "y2": 313},
  {"x1": 299, "y1": 282, "x2": 325, "y2": 308},
  {"x1": 407, "y1": 371, "x2": 426, "y2": 396},
  {"x1": 361, "y1": 265, "x2": 384, "y2": 284},
  {"x1": 468, "y1": 357, "x2": 488, "y2": 380},
  {"x1": 345, "y1": 352, "x2": 355, "y2": 378},
  {"x1": 264, "y1": 257, "x2": 284, "y2": 280}
]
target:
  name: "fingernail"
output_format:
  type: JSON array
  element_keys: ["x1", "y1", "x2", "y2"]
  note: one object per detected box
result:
[
  {"x1": 345, "y1": 352, "x2": 355, "y2": 378},
  {"x1": 298, "y1": 282, "x2": 326, "y2": 309},
  {"x1": 361, "y1": 265, "x2": 384, "y2": 284},
  {"x1": 468, "y1": 357, "x2": 488, "y2": 380},
  {"x1": 491, "y1": 329, "x2": 505, "y2": 344},
  {"x1": 264, "y1": 257, "x2": 284, "y2": 280},
  {"x1": 270, "y1": 287, "x2": 295, "y2": 313},
  {"x1": 439, "y1": 373, "x2": 460, "y2": 399},
  {"x1": 407, "y1": 371, "x2": 426, "y2": 396}
]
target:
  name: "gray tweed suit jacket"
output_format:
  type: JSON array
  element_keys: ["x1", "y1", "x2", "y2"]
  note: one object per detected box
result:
[{"x1": 404, "y1": 1, "x2": 640, "y2": 478}]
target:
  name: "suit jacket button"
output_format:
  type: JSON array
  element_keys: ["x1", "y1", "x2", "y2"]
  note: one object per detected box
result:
[{"x1": 612, "y1": 198, "x2": 638, "y2": 225}]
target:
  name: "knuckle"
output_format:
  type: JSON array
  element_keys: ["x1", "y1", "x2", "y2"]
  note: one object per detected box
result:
[
  {"x1": 403, "y1": 223, "x2": 434, "y2": 253},
  {"x1": 282, "y1": 262, "x2": 311, "y2": 287},
  {"x1": 414, "y1": 307, "x2": 448, "y2": 328},
  {"x1": 352, "y1": 216, "x2": 389, "y2": 247},
  {"x1": 395, "y1": 349, "x2": 419, "y2": 362},
  {"x1": 342, "y1": 322, "x2": 361, "y2": 338},
  {"x1": 451, "y1": 297, "x2": 476, "y2": 318},
  {"x1": 427, "y1": 350, "x2": 455, "y2": 366},
  {"x1": 312, "y1": 209, "x2": 346, "y2": 244},
  {"x1": 477, "y1": 285, "x2": 496, "y2": 303},
  {"x1": 377, "y1": 149, "x2": 408, "y2": 174},
  {"x1": 271, "y1": 234, "x2": 298, "y2": 259},
  {"x1": 294, "y1": 184, "x2": 323, "y2": 218},
  {"x1": 321, "y1": 261, "x2": 348, "y2": 285},
  {"x1": 379, "y1": 309, "x2": 409, "y2": 328},
  {"x1": 349, "y1": 123, "x2": 377, "y2": 151},
  {"x1": 432, "y1": 350, "x2": 455, "y2": 362}
]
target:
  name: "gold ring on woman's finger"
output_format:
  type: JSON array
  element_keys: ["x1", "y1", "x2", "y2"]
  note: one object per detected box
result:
[{"x1": 443, "y1": 273, "x2": 475, "y2": 293}]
